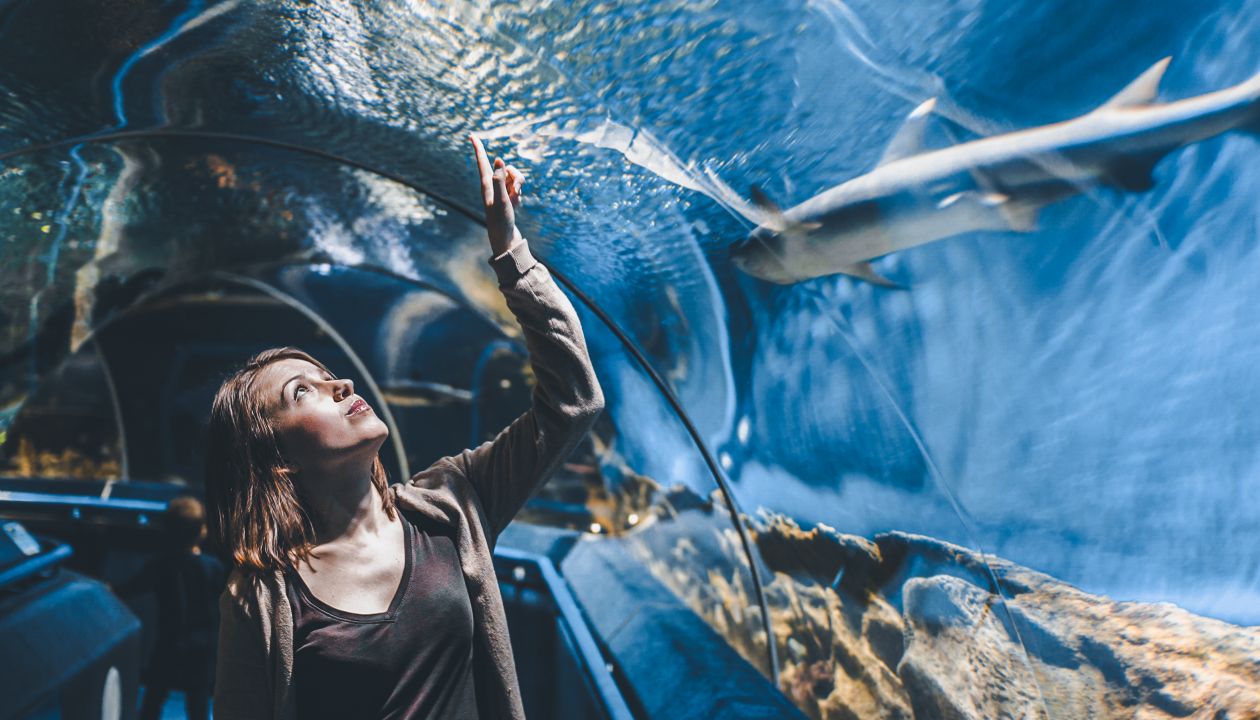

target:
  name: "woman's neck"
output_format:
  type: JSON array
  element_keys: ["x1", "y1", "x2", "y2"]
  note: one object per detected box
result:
[{"x1": 300, "y1": 460, "x2": 390, "y2": 545}]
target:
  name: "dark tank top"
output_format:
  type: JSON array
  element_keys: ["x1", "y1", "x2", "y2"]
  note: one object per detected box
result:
[{"x1": 285, "y1": 516, "x2": 480, "y2": 719}]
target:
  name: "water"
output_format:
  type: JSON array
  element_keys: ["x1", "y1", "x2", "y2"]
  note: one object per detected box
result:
[{"x1": 2, "y1": 0, "x2": 1259, "y2": 716}]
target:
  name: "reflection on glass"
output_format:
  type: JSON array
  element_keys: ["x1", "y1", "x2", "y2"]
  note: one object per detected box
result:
[
  {"x1": 0, "y1": 340, "x2": 122, "y2": 480},
  {"x1": 3, "y1": 1, "x2": 1260, "y2": 717}
]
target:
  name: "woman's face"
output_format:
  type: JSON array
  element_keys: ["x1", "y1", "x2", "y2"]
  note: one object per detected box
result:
[{"x1": 256, "y1": 358, "x2": 389, "y2": 471}]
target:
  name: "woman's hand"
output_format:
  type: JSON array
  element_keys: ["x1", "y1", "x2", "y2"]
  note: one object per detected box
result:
[{"x1": 470, "y1": 134, "x2": 526, "y2": 258}]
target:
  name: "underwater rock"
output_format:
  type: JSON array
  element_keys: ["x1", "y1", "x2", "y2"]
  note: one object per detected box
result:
[
  {"x1": 653, "y1": 511, "x2": 1260, "y2": 719},
  {"x1": 750, "y1": 511, "x2": 883, "y2": 594},
  {"x1": 899, "y1": 575, "x2": 1049, "y2": 719},
  {"x1": 883, "y1": 532, "x2": 1260, "y2": 719}
]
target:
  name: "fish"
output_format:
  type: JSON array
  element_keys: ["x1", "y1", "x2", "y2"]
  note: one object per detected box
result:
[{"x1": 730, "y1": 58, "x2": 1260, "y2": 285}]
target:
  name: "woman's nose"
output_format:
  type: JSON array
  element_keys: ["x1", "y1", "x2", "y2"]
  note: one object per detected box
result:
[
  {"x1": 335, "y1": 378, "x2": 355, "y2": 400},
  {"x1": 331, "y1": 377, "x2": 353, "y2": 400}
]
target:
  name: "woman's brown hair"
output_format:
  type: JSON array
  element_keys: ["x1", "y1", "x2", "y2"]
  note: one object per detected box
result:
[{"x1": 204, "y1": 347, "x2": 396, "y2": 573}]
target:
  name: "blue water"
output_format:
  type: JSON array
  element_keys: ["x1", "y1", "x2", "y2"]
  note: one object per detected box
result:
[
  {"x1": 717, "y1": 0, "x2": 1260, "y2": 622},
  {"x1": 478, "y1": 0, "x2": 1260, "y2": 623},
  {"x1": 1, "y1": 0, "x2": 1259, "y2": 709}
]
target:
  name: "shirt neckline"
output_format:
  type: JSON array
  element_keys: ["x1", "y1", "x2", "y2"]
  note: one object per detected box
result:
[{"x1": 290, "y1": 517, "x2": 413, "y2": 624}]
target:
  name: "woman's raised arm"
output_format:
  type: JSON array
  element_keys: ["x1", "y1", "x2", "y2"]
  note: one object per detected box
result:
[{"x1": 447, "y1": 137, "x2": 605, "y2": 545}]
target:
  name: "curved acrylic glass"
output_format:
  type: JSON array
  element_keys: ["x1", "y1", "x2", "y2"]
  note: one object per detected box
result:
[{"x1": 2, "y1": 1, "x2": 1259, "y2": 717}]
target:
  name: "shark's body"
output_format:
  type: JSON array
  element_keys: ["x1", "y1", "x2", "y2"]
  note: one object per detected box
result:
[{"x1": 731, "y1": 59, "x2": 1260, "y2": 285}]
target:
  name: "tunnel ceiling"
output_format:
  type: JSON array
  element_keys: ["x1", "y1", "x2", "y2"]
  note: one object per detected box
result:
[{"x1": 4, "y1": 1, "x2": 1260, "y2": 717}]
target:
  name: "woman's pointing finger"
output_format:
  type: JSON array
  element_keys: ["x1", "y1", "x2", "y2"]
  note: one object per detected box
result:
[{"x1": 469, "y1": 135, "x2": 494, "y2": 206}]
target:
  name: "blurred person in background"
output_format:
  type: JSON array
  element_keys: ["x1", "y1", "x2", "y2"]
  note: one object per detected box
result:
[{"x1": 115, "y1": 495, "x2": 226, "y2": 720}]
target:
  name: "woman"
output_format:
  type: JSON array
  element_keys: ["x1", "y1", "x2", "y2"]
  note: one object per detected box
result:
[{"x1": 207, "y1": 136, "x2": 604, "y2": 719}]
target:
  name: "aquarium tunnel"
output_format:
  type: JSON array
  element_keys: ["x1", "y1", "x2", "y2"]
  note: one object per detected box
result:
[{"x1": 0, "y1": 1, "x2": 1258, "y2": 718}]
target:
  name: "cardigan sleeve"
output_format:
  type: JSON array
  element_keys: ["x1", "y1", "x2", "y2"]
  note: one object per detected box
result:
[
  {"x1": 448, "y1": 240, "x2": 605, "y2": 545},
  {"x1": 213, "y1": 574, "x2": 274, "y2": 720}
]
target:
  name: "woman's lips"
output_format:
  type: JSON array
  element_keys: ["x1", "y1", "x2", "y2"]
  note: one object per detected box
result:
[{"x1": 346, "y1": 398, "x2": 370, "y2": 416}]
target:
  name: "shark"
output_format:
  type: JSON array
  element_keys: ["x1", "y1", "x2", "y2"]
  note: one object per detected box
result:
[{"x1": 729, "y1": 58, "x2": 1260, "y2": 286}]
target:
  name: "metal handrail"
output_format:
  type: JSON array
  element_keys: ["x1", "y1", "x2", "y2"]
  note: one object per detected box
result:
[{"x1": 0, "y1": 540, "x2": 73, "y2": 590}]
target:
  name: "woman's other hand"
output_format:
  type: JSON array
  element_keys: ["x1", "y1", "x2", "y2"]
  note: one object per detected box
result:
[{"x1": 470, "y1": 134, "x2": 526, "y2": 258}]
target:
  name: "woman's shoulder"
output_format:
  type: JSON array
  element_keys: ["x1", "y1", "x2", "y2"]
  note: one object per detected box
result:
[
  {"x1": 391, "y1": 463, "x2": 490, "y2": 537},
  {"x1": 393, "y1": 458, "x2": 484, "y2": 506},
  {"x1": 393, "y1": 456, "x2": 475, "y2": 499},
  {"x1": 222, "y1": 566, "x2": 285, "y2": 617}
]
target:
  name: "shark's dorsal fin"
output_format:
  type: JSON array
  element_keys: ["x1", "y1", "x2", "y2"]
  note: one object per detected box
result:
[
  {"x1": 1098, "y1": 57, "x2": 1172, "y2": 111},
  {"x1": 878, "y1": 98, "x2": 937, "y2": 166}
]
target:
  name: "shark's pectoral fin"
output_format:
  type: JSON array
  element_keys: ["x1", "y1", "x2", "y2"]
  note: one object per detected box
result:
[
  {"x1": 1102, "y1": 166, "x2": 1156, "y2": 192},
  {"x1": 938, "y1": 191, "x2": 1041, "y2": 233},
  {"x1": 878, "y1": 98, "x2": 937, "y2": 166},
  {"x1": 1243, "y1": 68, "x2": 1260, "y2": 134},
  {"x1": 1000, "y1": 201, "x2": 1040, "y2": 232},
  {"x1": 1246, "y1": 110, "x2": 1260, "y2": 135},
  {"x1": 1097, "y1": 57, "x2": 1172, "y2": 111},
  {"x1": 839, "y1": 262, "x2": 902, "y2": 288},
  {"x1": 1101, "y1": 154, "x2": 1162, "y2": 192},
  {"x1": 963, "y1": 165, "x2": 1033, "y2": 227}
]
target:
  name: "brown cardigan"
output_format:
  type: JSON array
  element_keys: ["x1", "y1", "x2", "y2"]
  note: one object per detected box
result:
[{"x1": 213, "y1": 240, "x2": 605, "y2": 719}]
